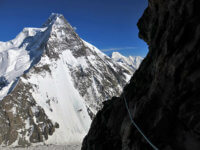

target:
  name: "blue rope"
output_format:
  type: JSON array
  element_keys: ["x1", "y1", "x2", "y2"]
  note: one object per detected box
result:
[{"x1": 122, "y1": 92, "x2": 159, "y2": 150}]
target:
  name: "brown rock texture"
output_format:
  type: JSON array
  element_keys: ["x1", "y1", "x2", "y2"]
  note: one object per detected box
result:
[
  {"x1": 0, "y1": 78, "x2": 58, "y2": 147},
  {"x1": 82, "y1": 0, "x2": 200, "y2": 149}
]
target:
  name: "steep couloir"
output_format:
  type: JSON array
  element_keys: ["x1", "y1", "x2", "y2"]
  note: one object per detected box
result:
[{"x1": 82, "y1": 0, "x2": 200, "y2": 149}]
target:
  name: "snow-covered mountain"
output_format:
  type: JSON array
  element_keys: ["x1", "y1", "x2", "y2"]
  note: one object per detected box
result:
[
  {"x1": 0, "y1": 13, "x2": 134, "y2": 146},
  {"x1": 111, "y1": 52, "x2": 143, "y2": 71}
]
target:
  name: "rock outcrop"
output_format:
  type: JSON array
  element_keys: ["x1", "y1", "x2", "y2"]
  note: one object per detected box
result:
[
  {"x1": 0, "y1": 79, "x2": 58, "y2": 147},
  {"x1": 82, "y1": 0, "x2": 200, "y2": 149}
]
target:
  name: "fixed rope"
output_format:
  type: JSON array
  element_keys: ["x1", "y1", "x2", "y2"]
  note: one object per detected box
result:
[{"x1": 122, "y1": 92, "x2": 159, "y2": 150}]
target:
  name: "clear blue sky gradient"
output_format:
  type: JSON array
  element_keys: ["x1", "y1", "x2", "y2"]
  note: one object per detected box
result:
[{"x1": 0, "y1": 0, "x2": 148, "y2": 57}]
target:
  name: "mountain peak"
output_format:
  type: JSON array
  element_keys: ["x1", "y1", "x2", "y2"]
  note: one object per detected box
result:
[
  {"x1": 111, "y1": 52, "x2": 143, "y2": 70},
  {"x1": 50, "y1": 13, "x2": 63, "y2": 18},
  {"x1": 111, "y1": 52, "x2": 124, "y2": 59},
  {"x1": 42, "y1": 13, "x2": 66, "y2": 27},
  {"x1": 0, "y1": 12, "x2": 136, "y2": 146},
  {"x1": 48, "y1": 13, "x2": 64, "y2": 22}
]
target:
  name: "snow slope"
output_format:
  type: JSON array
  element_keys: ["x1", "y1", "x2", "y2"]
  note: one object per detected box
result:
[
  {"x1": 0, "y1": 144, "x2": 81, "y2": 150},
  {"x1": 22, "y1": 52, "x2": 91, "y2": 145},
  {"x1": 0, "y1": 26, "x2": 50, "y2": 100}
]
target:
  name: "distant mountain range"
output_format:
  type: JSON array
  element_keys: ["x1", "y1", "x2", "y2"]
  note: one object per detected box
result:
[{"x1": 111, "y1": 52, "x2": 143, "y2": 71}]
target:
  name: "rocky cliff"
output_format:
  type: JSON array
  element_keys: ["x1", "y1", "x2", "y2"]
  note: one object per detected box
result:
[{"x1": 82, "y1": 0, "x2": 200, "y2": 149}]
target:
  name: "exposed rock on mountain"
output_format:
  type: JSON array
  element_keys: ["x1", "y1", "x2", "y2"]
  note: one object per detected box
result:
[
  {"x1": 0, "y1": 13, "x2": 134, "y2": 146},
  {"x1": 82, "y1": 0, "x2": 200, "y2": 149}
]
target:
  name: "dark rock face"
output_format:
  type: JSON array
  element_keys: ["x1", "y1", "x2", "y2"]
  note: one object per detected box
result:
[{"x1": 82, "y1": 0, "x2": 200, "y2": 150}]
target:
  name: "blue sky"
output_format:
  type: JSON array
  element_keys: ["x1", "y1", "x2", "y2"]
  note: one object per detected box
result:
[{"x1": 0, "y1": 0, "x2": 148, "y2": 57}]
